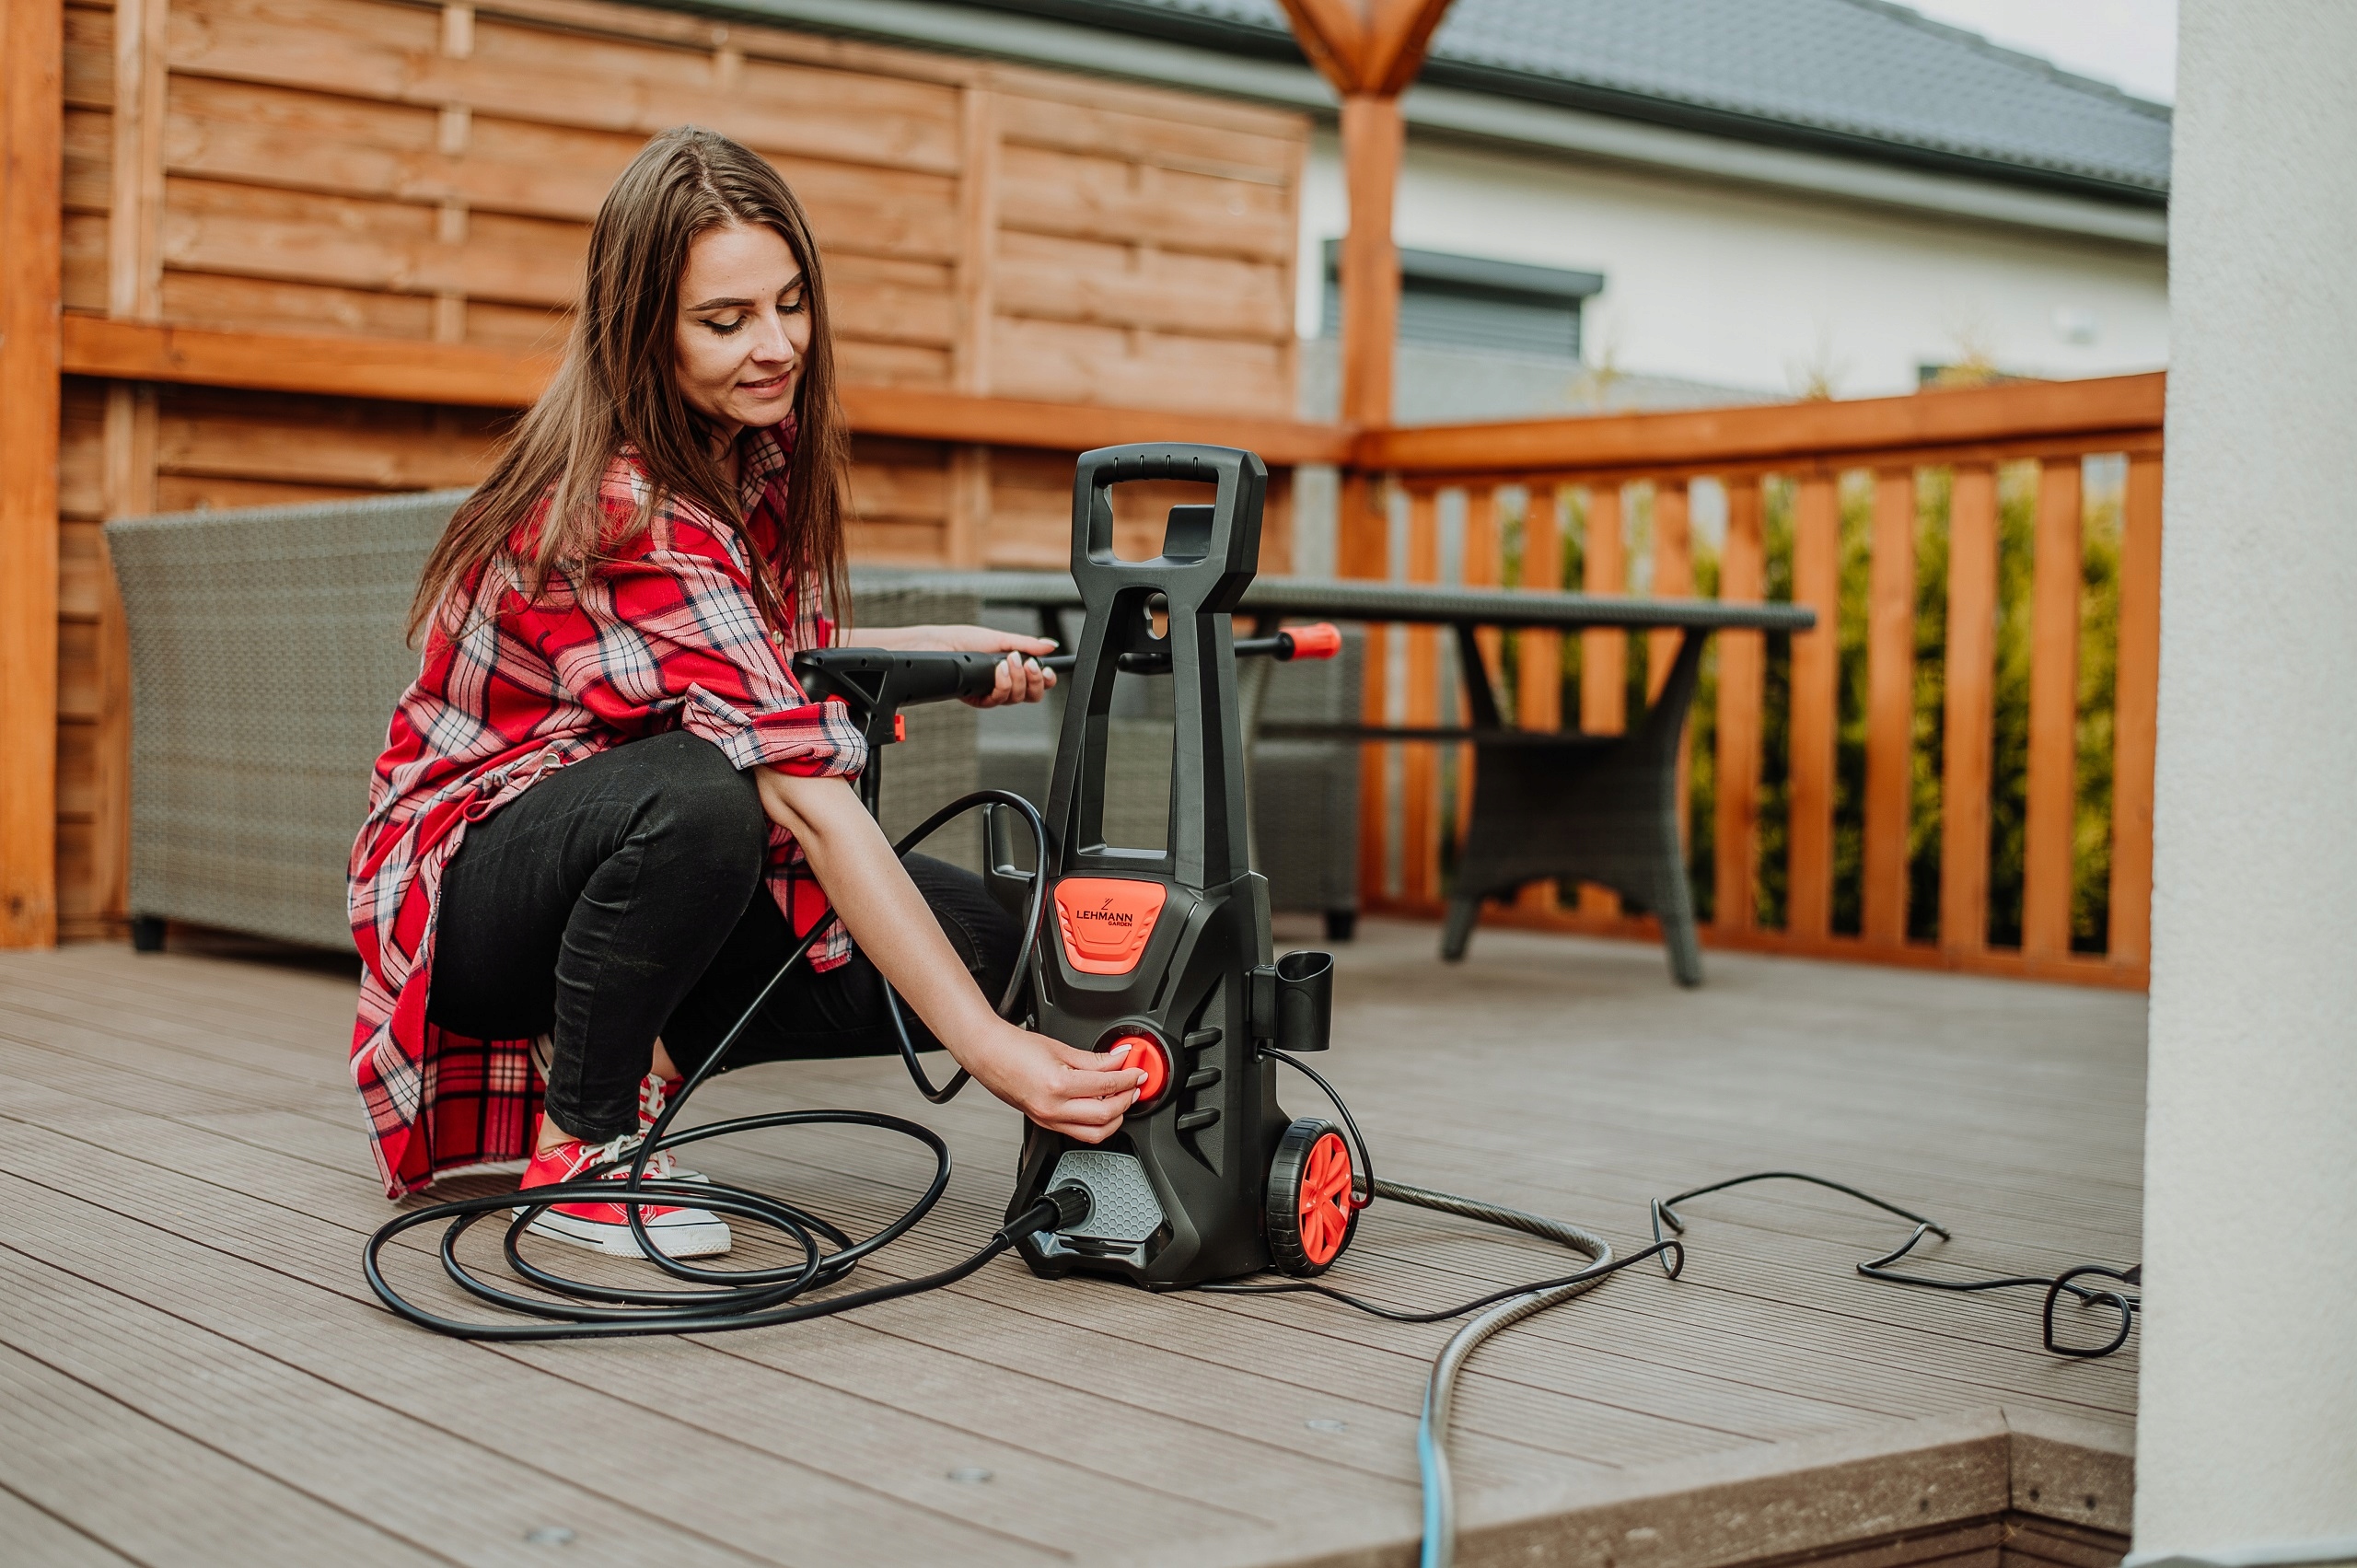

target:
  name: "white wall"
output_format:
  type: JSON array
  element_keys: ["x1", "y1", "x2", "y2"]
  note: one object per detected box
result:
[
  {"x1": 1298, "y1": 131, "x2": 2171, "y2": 399},
  {"x1": 2136, "y1": 2, "x2": 2357, "y2": 1560}
]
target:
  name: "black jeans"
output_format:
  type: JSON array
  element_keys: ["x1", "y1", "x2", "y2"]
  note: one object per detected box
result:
[{"x1": 426, "y1": 731, "x2": 1018, "y2": 1143}]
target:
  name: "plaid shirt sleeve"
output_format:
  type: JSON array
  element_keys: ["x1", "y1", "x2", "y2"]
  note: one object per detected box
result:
[{"x1": 539, "y1": 491, "x2": 868, "y2": 783}]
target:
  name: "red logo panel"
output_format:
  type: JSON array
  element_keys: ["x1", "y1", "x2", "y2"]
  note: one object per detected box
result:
[{"x1": 1054, "y1": 878, "x2": 1167, "y2": 975}]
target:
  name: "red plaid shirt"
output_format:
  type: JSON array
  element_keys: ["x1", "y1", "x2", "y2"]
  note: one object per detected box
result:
[{"x1": 348, "y1": 425, "x2": 866, "y2": 1197}]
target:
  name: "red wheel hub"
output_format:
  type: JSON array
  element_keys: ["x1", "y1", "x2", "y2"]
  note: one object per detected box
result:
[{"x1": 1296, "y1": 1132, "x2": 1353, "y2": 1266}]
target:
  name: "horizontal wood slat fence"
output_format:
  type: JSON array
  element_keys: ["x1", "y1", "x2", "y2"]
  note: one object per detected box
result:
[
  {"x1": 33, "y1": 0, "x2": 1316, "y2": 942},
  {"x1": 17, "y1": 0, "x2": 2165, "y2": 990},
  {"x1": 1342, "y1": 373, "x2": 2163, "y2": 990}
]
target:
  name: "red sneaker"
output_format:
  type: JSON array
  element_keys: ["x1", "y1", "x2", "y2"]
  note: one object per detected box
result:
[{"x1": 515, "y1": 1123, "x2": 731, "y2": 1259}]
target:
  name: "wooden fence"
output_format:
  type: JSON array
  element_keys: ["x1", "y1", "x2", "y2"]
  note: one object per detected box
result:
[
  {"x1": 6, "y1": 0, "x2": 2166, "y2": 988},
  {"x1": 1343, "y1": 374, "x2": 2165, "y2": 988},
  {"x1": 24, "y1": 0, "x2": 1328, "y2": 942}
]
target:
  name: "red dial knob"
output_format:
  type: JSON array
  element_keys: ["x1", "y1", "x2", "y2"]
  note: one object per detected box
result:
[{"x1": 1106, "y1": 1031, "x2": 1168, "y2": 1105}]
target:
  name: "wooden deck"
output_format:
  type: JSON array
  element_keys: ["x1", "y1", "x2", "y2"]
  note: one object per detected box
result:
[{"x1": 0, "y1": 920, "x2": 2144, "y2": 1568}]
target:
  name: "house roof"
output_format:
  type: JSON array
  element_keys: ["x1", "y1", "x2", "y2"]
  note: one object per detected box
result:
[{"x1": 964, "y1": 0, "x2": 2171, "y2": 201}]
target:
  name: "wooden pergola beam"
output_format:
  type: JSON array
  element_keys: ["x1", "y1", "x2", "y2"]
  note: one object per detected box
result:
[
  {"x1": 1275, "y1": 0, "x2": 1370, "y2": 91},
  {"x1": 1277, "y1": 0, "x2": 1453, "y2": 94},
  {"x1": 1274, "y1": 0, "x2": 1456, "y2": 426},
  {"x1": 1274, "y1": 0, "x2": 1455, "y2": 586},
  {"x1": 1, "y1": 0, "x2": 64, "y2": 947},
  {"x1": 1366, "y1": 0, "x2": 1457, "y2": 95}
]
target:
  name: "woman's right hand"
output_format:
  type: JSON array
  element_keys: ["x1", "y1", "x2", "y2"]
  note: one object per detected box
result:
[
  {"x1": 755, "y1": 768, "x2": 1145, "y2": 1140},
  {"x1": 953, "y1": 1024, "x2": 1145, "y2": 1143}
]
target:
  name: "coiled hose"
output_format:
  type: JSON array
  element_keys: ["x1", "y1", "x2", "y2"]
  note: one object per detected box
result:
[{"x1": 362, "y1": 791, "x2": 1052, "y2": 1341}]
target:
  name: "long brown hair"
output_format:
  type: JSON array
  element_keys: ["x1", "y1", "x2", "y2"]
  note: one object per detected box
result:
[{"x1": 411, "y1": 126, "x2": 851, "y2": 644}]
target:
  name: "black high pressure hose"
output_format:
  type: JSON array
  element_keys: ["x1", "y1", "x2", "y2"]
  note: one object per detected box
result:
[{"x1": 362, "y1": 790, "x2": 1073, "y2": 1341}]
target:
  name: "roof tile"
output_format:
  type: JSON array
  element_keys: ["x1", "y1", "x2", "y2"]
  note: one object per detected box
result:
[{"x1": 1015, "y1": 0, "x2": 2171, "y2": 194}]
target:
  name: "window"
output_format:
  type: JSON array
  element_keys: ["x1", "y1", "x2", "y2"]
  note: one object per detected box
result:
[{"x1": 1322, "y1": 242, "x2": 1603, "y2": 359}]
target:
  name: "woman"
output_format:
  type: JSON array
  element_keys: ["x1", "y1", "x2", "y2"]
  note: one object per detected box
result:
[{"x1": 348, "y1": 126, "x2": 1144, "y2": 1259}]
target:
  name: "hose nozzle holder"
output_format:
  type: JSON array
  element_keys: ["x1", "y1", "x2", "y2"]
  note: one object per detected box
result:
[{"x1": 1252, "y1": 949, "x2": 1335, "y2": 1051}]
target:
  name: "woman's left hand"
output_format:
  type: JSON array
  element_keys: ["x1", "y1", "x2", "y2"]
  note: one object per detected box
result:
[{"x1": 859, "y1": 624, "x2": 1058, "y2": 707}]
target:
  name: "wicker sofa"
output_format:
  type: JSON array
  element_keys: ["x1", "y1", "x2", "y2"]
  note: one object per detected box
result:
[
  {"x1": 109, "y1": 492, "x2": 1358, "y2": 951},
  {"x1": 106, "y1": 493, "x2": 979, "y2": 951}
]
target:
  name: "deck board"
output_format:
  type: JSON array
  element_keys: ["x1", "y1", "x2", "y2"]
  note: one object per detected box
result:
[{"x1": 0, "y1": 922, "x2": 2144, "y2": 1566}]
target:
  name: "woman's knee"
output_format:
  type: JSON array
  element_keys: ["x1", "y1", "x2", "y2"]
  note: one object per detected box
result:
[{"x1": 629, "y1": 734, "x2": 768, "y2": 884}]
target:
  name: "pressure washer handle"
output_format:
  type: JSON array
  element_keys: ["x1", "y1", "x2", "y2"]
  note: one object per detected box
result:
[
  {"x1": 791, "y1": 648, "x2": 1010, "y2": 750},
  {"x1": 1037, "y1": 622, "x2": 1341, "y2": 675}
]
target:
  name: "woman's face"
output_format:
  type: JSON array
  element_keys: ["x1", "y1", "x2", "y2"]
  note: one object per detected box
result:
[{"x1": 672, "y1": 222, "x2": 810, "y2": 440}]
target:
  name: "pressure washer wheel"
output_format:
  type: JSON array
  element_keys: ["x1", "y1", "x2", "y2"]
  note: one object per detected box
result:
[{"x1": 1267, "y1": 1119, "x2": 1358, "y2": 1276}]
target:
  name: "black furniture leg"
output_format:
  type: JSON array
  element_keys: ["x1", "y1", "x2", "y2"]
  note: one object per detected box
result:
[{"x1": 1630, "y1": 632, "x2": 1706, "y2": 986}]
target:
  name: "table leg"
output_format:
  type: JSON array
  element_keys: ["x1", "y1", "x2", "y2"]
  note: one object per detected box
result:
[{"x1": 1444, "y1": 632, "x2": 1708, "y2": 986}]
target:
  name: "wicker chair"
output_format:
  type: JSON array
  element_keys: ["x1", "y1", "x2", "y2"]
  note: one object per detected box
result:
[{"x1": 107, "y1": 494, "x2": 979, "y2": 951}]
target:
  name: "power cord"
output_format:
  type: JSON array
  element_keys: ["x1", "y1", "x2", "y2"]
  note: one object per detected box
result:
[
  {"x1": 1208, "y1": 1056, "x2": 2140, "y2": 1568},
  {"x1": 1652, "y1": 1171, "x2": 2142, "y2": 1359}
]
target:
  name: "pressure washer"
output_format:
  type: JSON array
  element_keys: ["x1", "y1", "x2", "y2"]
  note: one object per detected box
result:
[{"x1": 363, "y1": 443, "x2": 2140, "y2": 1568}]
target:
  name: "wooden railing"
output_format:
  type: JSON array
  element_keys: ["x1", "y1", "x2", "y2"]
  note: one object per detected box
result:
[
  {"x1": 45, "y1": 317, "x2": 2165, "y2": 991},
  {"x1": 1341, "y1": 373, "x2": 2165, "y2": 988}
]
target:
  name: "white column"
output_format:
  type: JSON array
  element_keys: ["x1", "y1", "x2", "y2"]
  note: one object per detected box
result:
[{"x1": 2137, "y1": 3, "x2": 2357, "y2": 1560}]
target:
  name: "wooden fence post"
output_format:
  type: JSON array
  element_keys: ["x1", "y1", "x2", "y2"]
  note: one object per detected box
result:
[
  {"x1": 1515, "y1": 484, "x2": 1562, "y2": 916},
  {"x1": 1786, "y1": 472, "x2": 1840, "y2": 939},
  {"x1": 1862, "y1": 468, "x2": 1917, "y2": 945},
  {"x1": 1458, "y1": 485, "x2": 1500, "y2": 845},
  {"x1": 1351, "y1": 474, "x2": 1392, "y2": 904},
  {"x1": 2022, "y1": 458, "x2": 2084, "y2": 958},
  {"x1": 1338, "y1": 94, "x2": 1402, "y2": 432},
  {"x1": 2107, "y1": 455, "x2": 2164, "y2": 966},
  {"x1": 1651, "y1": 481, "x2": 1694, "y2": 849},
  {"x1": 1940, "y1": 465, "x2": 2000, "y2": 956},
  {"x1": 1713, "y1": 478, "x2": 1765, "y2": 931},
  {"x1": 1400, "y1": 488, "x2": 1441, "y2": 907},
  {"x1": 1, "y1": 0, "x2": 65, "y2": 947},
  {"x1": 1578, "y1": 483, "x2": 1626, "y2": 918}
]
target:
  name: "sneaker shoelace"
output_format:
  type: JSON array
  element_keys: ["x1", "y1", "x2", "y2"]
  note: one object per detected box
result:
[{"x1": 561, "y1": 1131, "x2": 679, "y2": 1185}]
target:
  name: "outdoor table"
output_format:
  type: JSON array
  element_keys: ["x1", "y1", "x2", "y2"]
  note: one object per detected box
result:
[{"x1": 866, "y1": 570, "x2": 1814, "y2": 986}]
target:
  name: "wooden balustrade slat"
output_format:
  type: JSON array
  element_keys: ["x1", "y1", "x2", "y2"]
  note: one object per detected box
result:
[
  {"x1": 2021, "y1": 458, "x2": 2084, "y2": 958},
  {"x1": 1400, "y1": 488, "x2": 1442, "y2": 908},
  {"x1": 1457, "y1": 486, "x2": 1502, "y2": 844},
  {"x1": 1862, "y1": 469, "x2": 1917, "y2": 946},
  {"x1": 1651, "y1": 481, "x2": 1695, "y2": 851},
  {"x1": 1342, "y1": 472, "x2": 1390, "y2": 905},
  {"x1": 1578, "y1": 482, "x2": 1627, "y2": 918},
  {"x1": 1648, "y1": 482, "x2": 1694, "y2": 700},
  {"x1": 1713, "y1": 478, "x2": 1766, "y2": 932},
  {"x1": 1786, "y1": 474, "x2": 1841, "y2": 940},
  {"x1": 2107, "y1": 456, "x2": 2164, "y2": 966},
  {"x1": 1940, "y1": 465, "x2": 2001, "y2": 955},
  {"x1": 1579, "y1": 483, "x2": 1628, "y2": 730},
  {"x1": 1515, "y1": 484, "x2": 1564, "y2": 916}
]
